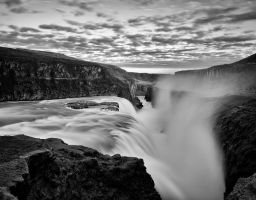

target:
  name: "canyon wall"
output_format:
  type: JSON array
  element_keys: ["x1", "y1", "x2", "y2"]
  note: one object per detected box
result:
[{"x1": 0, "y1": 47, "x2": 156, "y2": 106}]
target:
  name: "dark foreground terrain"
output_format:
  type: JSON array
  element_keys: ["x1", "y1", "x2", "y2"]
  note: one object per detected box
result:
[{"x1": 0, "y1": 135, "x2": 161, "y2": 200}]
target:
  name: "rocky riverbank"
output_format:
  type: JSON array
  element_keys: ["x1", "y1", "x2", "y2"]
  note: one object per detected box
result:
[{"x1": 0, "y1": 135, "x2": 161, "y2": 200}]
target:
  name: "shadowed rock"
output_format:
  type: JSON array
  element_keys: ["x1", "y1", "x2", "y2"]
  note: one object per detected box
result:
[
  {"x1": 0, "y1": 135, "x2": 161, "y2": 200},
  {"x1": 226, "y1": 173, "x2": 256, "y2": 200},
  {"x1": 66, "y1": 101, "x2": 119, "y2": 111},
  {"x1": 215, "y1": 96, "x2": 256, "y2": 198}
]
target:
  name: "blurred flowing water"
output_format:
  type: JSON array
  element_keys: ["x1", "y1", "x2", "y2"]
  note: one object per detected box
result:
[{"x1": 0, "y1": 79, "x2": 225, "y2": 200}]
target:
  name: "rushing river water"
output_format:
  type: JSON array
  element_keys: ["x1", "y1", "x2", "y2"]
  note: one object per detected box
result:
[{"x1": 0, "y1": 82, "x2": 225, "y2": 200}]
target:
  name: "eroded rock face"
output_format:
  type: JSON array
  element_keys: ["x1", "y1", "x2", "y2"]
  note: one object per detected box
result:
[
  {"x1": 0, "y1": 135, "x2": 161, "y2": 200},
  {"x1": 215, "y1": 96, "x2": 256, "y2": 197},
  {"x1": 0, "y1": 47, "x2": 135, "y2": 105},
  {"x1": 226, "y1": 173, "x2": 256, "y2": 200}
]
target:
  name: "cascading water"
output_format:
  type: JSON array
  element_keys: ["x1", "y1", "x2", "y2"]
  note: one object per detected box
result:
[{"x1": 0, "y1": 77, "x2": 226, "y2": 200}]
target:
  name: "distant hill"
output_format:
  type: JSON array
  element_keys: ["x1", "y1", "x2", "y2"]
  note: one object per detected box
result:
[
  {"x1": 175, "y1": 53, "x2": 256, "y2": 95},
  {"x1": 0, "y1": 46, "x2": 157, "y2": 104}
]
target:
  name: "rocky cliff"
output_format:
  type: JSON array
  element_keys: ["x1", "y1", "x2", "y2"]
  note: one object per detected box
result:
[
  {"x1": 214, "y1": 95, "x2": 256, "y2": 198},
  {"x1": 0, "y1": 47, "x2": 156, "y2": 107},
  {"x1": 0, "y1": 135, "x2": 161, "y2": 200}
]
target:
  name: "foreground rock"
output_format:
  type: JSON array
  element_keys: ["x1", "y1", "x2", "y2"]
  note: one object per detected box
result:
[
  {"x1": 226, "y1": 173, "x2": 256, "y2": 200},
  {"x1": 0, "y1": 135, "x2": 161, "y2": 200},
  {"x1": 66, "y1": 101, "x2": 119, "y2": 111}
]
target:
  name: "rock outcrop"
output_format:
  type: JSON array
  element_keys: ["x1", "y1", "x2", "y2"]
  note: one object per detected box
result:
[
  {"x1": 0, "y1": 135, "x2": 161, "y2": 200},
  {"x1": 66, "y1": 101, "x2": 119, "y2": 111},
  {"x1": 226, "y1": 173, "x2": 256, "y2": 200}
]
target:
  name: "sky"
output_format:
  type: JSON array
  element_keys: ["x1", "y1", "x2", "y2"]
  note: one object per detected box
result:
[{"x1": 0, "y1": 0, "x2": 256, "y2": 74}]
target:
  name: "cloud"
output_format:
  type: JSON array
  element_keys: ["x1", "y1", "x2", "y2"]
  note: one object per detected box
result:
[
  {"x1": 175, "y1": 26, "x2": 194, "y2": 31},
  {"x1": 97, "y1": 12, "x2": 108, "y2": 18},
  {"x1": 155, "y1": 27, "x2": 172, "y2": 32},
  {"x1": 194, "y1": 7, "x2": 256, "y2": 25},
  {"x1": 228, "y1": 10, "x2": 256, "y2": 22},
  {"x1": 128, "y1": 16, "x2": 164, "y2": 26},
  {"x1": 83, "y1": 24, "x2": 101, "y2": 30},
  {"x1": 2, "y1": 0, "x2": 22, "y2": 7},
  {"x1": 127, "y1": 18, "x2": 144, "y2": 26},
  {"x1": 55, "y1": 8, "x2": 65, "y2": 14},
  {"x1": 59, "y1": 0, "x2": 94, "y2": 11},
  {"x1": 65, "y1": 20, "x2": 124, "y2": 33},
  {"x1": 8, "y1": 6, "x2": 41, "y2": 14},
  {"x1": 135, "y1": 0, "x2": 155, "y2": 6},
  {"x1": 20, "y1": 27, "x2": 41, "y2": 33},
  {"x1": 39, "y1": 24, "x2": 78, "y2": 33},
  {"x1": 127, "y1": 14, "x2": 189, "y2": 28},
  {"x1": 65, "y1": 36, "x2": 87, "y2": 43},
  {"x1": 151, "y1": 33, "x2": 256, "y2": 48},
  {"x1": 65, "y1": 20, "x2": 83, "y2": 26},
  {"x1": 1, "y1": 0, "x2": 40, "y2": 14},
  {"x1": 1, "y1": 0, "x2": 256, "y2": 70},
  {"x1": 89, "y1": 36, "x2": 118, "y2": 46},
  {"x1": 194, "y1": 7, "x2": 238, "y2": 25},
  {"x1": 10, "y1": 7, "x2": 28, "y2": 13},
  {"x1": 99, "y1": 23, "x2": 123, "y2": 33},
  {"x1": 151, "y1": 36, "x2": 177, "y2": 45},
  {"x1": 212, "y1": 35, "x2": 256, "y2": 43},
  {"x1": 73, "y1": 10, "x2": 85, "y2": 16},
  {"x1": 120, "y1": 0, "x2": 156, "y2": 6},
  {"x1": 8, "y1": 25, "x2": 19, "y2": 30},
  {"x1": 9, "y1": 25, "x2": 40, "y2": 33},
  {"x1": 126, "y1": 34, "x2": 144, "y2": 40}
]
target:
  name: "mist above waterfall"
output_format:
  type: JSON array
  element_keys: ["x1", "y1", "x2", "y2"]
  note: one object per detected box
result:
[
  {"x1": 0, "y1": 76, "x2": 230, "y2": 200},
  {"x1": 137, "y1": 76, "x2": 227, "y2": 199}
]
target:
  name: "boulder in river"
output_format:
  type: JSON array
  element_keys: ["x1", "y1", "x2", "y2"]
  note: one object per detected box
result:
[{"x1": 66, "y1": 101, "x2": 119, "y2": 111}]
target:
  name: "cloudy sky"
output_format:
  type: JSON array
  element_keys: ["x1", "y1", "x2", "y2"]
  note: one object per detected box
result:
[{"x1": 0, "y1": 0, "x2": 256, "y2": 73}]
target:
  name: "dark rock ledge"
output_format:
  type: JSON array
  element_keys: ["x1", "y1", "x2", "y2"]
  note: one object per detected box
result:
[
  {"x1": 226, "y1": 173, "x2": 256, "y2": 200},
  {"x1": 66, "y1": 101, "x2": 120, "y2": 111},
  {"x1": 0, "y1": 135, "x2": 161, "y2": 200}
]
